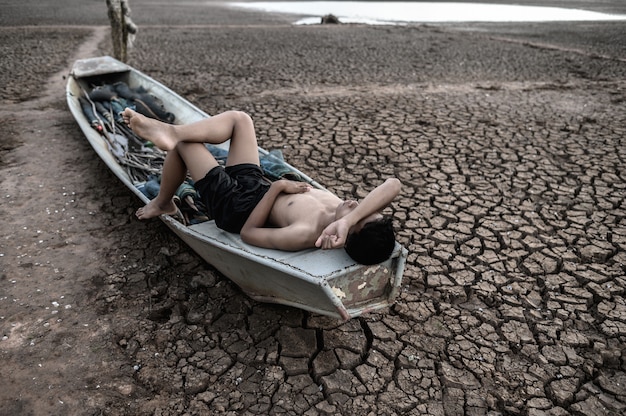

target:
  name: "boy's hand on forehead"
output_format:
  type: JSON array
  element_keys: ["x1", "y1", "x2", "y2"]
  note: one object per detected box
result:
[{"x1": 315, "y1": 218, "x2": 350, "y2": 250}]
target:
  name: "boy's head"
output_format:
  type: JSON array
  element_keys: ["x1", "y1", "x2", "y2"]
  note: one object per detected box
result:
[{"x1": 344, "y1": 216, "x2": 395, "y2": 265}]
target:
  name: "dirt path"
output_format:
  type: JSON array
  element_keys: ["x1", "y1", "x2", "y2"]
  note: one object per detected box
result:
[{"x1": 0, "y1": 26, "x2": 136, "y2": 414}]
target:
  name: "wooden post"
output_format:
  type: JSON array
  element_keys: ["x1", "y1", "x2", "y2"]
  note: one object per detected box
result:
[{"x1": 106, "y1": 0, "x2": 137, "y2": 62}]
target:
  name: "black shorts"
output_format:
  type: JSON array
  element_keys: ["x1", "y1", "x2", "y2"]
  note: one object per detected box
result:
[{"x1": 194, "y1": 164, "x2": 270, "y2": 233}]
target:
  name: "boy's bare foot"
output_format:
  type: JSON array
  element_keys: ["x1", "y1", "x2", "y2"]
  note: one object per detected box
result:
[
  {"x1": 122, "y1": 108, "x2": 177, "y2": 151},
  {"x1": 136, "y1": 198, "x2": 178, "y2": 220}
]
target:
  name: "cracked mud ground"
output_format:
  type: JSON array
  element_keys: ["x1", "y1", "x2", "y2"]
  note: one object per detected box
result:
[{"x1": 1, "y1": 1, "x2": 625, "y2": 415}]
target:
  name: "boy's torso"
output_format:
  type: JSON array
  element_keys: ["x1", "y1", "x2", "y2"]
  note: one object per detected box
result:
[{"x1": 269, "y1": 188, "x2": 341, "y2": 234}]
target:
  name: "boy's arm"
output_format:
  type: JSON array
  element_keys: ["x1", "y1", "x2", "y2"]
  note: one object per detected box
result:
[
  {"x1": 316, "y1": 177, "x2": 401, "y2": 249},
  {"x1": 240, "y1": 180, "x2": 314, "y2": 251}
]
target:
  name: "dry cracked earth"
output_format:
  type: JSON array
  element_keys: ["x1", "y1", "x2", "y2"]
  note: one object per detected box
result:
[{"x1": 1, "y1": 1, "x2": 625, "y2": 415}]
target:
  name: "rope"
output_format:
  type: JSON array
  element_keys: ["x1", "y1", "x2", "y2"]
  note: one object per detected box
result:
[{"x1": 80, "y1": 83, "x2": 166, "y2": 183}]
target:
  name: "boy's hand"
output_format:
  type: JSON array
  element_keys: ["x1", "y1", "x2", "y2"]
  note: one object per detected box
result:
[
  {"x1": 315, "y1": 218, "x2": 350, "y2": 250},
  {"x1": 277, "y1": 180, "x2": 311, "y2": 194}
]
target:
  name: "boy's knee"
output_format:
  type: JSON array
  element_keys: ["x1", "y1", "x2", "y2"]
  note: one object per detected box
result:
[{"x1": 230, "y1": 110, "x2": 253, "y2": 126}]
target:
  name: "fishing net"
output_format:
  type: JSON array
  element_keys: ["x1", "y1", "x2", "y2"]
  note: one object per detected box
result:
[
  {"x1": 78, "y1": 81, "x2": 169, "y2": 184},
  {"x1": 78, "y1": 80, "x2": 307, "y2": 225}
]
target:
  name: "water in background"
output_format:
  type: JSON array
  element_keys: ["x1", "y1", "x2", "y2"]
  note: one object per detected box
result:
[{"x1": 231, "y1": 2, "x2": 626, "y2": 24}]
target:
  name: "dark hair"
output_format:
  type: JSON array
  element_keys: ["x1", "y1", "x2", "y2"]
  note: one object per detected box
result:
[{"x1": 344, "y1": 217, "x2": 395, "y2": 265}]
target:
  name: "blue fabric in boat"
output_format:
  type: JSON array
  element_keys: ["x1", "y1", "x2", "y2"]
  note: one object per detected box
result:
[
  {"x1": 140, "y1": 175, "x2": 161, "y2": 199},
  {"x1": 206, "y1": 145, "x2": 303, "y2": 182},
  {"x1": 140, "y1": 175, "x2": 197, "y2": 199}
]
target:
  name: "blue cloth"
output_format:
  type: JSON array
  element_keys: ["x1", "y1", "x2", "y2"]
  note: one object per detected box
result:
[
  {"x1": 138, "y1": 175, "x2": 161, "y2": 198},
  {"x1": 206, "y1": 145, "x2": 303, "y2": 182}
]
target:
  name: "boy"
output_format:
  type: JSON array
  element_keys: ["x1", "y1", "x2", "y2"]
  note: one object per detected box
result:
[{"x1": 123, "y1": 109, "x2": 400, "y2": 264}]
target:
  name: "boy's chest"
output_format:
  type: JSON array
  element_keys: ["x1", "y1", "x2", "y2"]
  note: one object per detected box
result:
[{"x1": 270, "y1": 192, "x2": 335, "y2": 228}]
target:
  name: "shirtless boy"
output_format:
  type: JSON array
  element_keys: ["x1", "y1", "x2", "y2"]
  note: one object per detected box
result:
[{"x1": 123, "y1": 108, "x2": 401, "y2": 265}]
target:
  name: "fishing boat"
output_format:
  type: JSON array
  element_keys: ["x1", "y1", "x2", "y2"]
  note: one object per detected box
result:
[{"x1": 66, "y1": 56, "x2": 407, "y2": 320}]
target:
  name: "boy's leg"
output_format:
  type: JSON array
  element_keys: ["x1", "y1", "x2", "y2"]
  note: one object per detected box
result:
[
  {"x1": 219, "y1": 111, "x2": 260, "y2": 168},
  {"x1": 136, "y1": 146, "x2": 188, "y2": 219},
  {"x1": 123, "y1": 109, "x2": 260, "y2": 167},
  {"x1": 176, "y1": 142, "x2": 219, "y2": 182},
  {"x1": 128, "y1": 109, "x2": 262, "y2": 220},
  {"x1": 136, "y1": 138, "x2": 244, "y2": 219}
]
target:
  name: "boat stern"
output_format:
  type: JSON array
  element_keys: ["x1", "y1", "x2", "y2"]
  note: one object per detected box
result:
[{"x1": 70, "y1": 56, "x2": 130, "y2": 79}]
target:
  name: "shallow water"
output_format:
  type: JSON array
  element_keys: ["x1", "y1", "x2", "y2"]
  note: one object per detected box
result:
[{"x1": 230, "y1": 1, "x2": 626, "y2": 24}]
